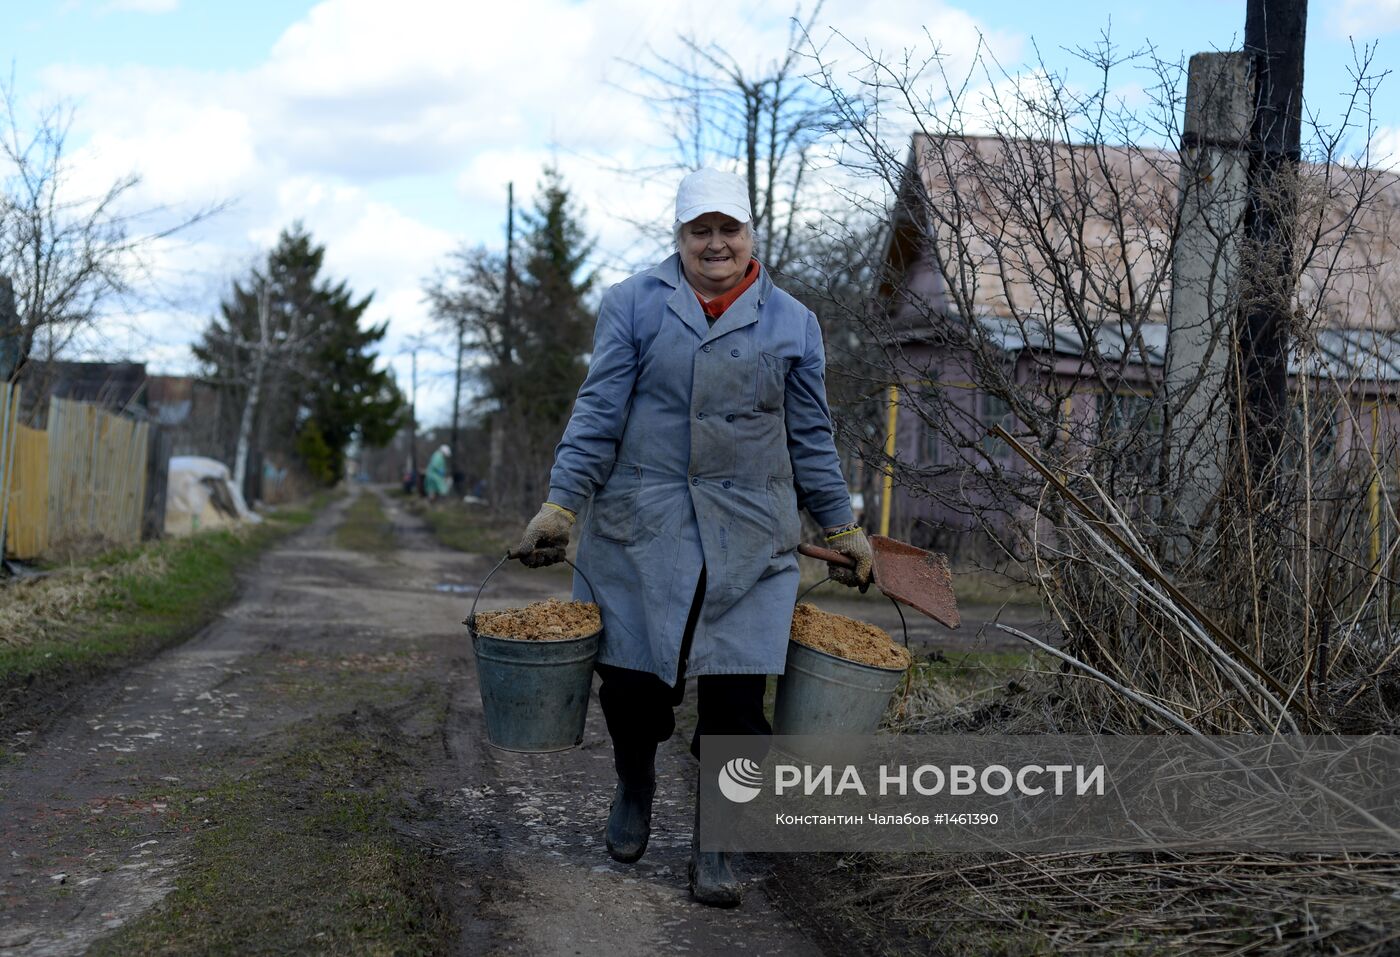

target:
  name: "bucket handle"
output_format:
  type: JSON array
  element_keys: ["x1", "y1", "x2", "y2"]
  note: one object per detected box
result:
[
  {"x1": 796, "y1": 576, "x2": 910, "y2": 649},
  {"x1": 468, "y1": 552, "x2": 600, "y2": 633}
]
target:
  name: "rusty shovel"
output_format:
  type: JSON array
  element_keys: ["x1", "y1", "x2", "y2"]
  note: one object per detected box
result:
[{"x1": 797, "y1": 535, "x2": 960, "y2": 629}]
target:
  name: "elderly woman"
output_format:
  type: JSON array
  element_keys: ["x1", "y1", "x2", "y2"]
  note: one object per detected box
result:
[{"x1": 513, "y1": 168, "x2": 871, "y2": 907}]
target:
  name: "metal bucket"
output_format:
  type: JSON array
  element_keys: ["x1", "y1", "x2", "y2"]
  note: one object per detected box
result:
[
  {"x1": 467, "y1": 555, "x2": 601, "y2": 753},
  {"x1": 773, "y1": 579, "x2": 911, "y2": 736}
]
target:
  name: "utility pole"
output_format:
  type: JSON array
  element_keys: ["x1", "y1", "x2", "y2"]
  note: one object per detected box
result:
[
  {"x1": 504, "y1": 182, "x2": 516, "y2": 343},
  {"x1": 1164, "y1": 52, "x2": 1253, "y2": 543},
  {"x1": 0, "y1": 277, "x2": 18, "y2": 383},
  {"x1": 409, "y1": 345, "x2": 418, "y2": 482},
  {"x1": 1237, "y1": 0, "x2": 1307, "y2": 496},
  {"x1": 450, "y1": 314, "x2": 464, "y2": 493},
  {"x1": 489, "y1": 183, "x2": 516, "y2": 508}
]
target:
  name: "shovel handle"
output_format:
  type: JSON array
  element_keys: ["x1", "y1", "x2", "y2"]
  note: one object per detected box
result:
[{"x1": 797, "y1": 543, "x2": 855, "y2": 568}]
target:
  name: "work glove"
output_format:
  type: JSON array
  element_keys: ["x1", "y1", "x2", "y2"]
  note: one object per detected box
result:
[
  {"x1": 511, "y1": 502, "x2": 575, "y2": 568},
  {"x1": 824, "y1": 525, "x2": 873, "y2": 590}
]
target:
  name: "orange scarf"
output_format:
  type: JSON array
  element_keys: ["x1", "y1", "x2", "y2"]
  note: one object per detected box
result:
[{"x1": 695, "y1": 259, "x2": 760, "y2": 320}]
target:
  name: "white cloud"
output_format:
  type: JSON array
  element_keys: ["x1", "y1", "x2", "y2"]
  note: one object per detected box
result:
[
  {"x1": 1372, "y1": 126, "x2": 1400, "y2": 170},
  {"x1": 1334, "y1": 0, "x2": 1400, "y2": 36},
  {"x1": 104, "y1": 0, "x2": 180, "y2": 12},
  {"x1": 34, "y1": 0, "x2": 1010, "y2": 421}
]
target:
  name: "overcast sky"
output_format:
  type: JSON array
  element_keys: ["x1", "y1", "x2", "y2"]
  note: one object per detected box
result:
[{"x1": 11, "y1": 0, "x2": 1400, "y2": 425}]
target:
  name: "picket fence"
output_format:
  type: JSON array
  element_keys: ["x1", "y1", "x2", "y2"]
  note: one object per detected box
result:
[{"x1": 2, "y1": 394, "x2": 150, "y2": 559}]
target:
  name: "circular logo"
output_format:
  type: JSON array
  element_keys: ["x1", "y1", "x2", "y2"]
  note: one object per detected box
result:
[{"x1": 717, "y1": 757, "x2": 763, "y2": 803}]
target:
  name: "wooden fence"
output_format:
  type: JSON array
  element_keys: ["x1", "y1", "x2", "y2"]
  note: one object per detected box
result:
[
  {"x1": 0, "y1": 382, "x2": 18, "y2": 558},
  {"x1": 5, "y1": 424, "x2": 48, "y2": 558},
  {"x1": 2, "y1": 396, "x2": 150, "y2": 559}
]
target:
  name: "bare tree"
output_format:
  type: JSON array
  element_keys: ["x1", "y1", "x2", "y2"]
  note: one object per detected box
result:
[
  {"x1": 619, "y1": 3, "x2": 844, "y2": 277},
  {"x1": 0, "y1": 81, "x2": 218, "y2": 379},
  {"x1": 620, "y1": 12, "x2": 890, "y2": 510}
]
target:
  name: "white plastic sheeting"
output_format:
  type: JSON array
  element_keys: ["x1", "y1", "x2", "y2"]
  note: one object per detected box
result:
[{"x1": 164, "y1": 456, "x2": 262, "y2": 536}]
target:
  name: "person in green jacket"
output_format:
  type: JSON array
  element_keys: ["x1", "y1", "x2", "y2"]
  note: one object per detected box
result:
[{"x1": 425, "y1": 444, "x2": 452, "y2": 500}]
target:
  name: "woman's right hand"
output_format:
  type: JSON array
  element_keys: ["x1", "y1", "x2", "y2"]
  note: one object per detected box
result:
[
  {"x1": 510, "y1": 503, "x2": 576, "y2": 567},
  {"x1": 824, "y1": 526, "x2": 874, "y2": 590}
]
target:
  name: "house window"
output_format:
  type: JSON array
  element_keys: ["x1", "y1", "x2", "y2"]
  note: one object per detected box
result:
[
  {"x1": 980, "y1": 393, "x2": 1014, "y2": 461},
  {"x1": 923, "y1": 426, "x2": 944, "y2": 466},
  {"x1": 1099, "y1": 392, "x2": 1163, "y2": 475},
  {"x1": 1287, "y1": 404, "x2": 1337, "y2": 470}
]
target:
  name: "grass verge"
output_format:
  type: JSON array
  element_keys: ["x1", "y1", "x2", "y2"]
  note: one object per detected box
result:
[
  {"x1": 90, "y1": 701, "x2": 453, "y2": 956},
  {"x1": 0, "y1": 492, "x2": 334, "y2": 744},
  {"x1": 403, "y1": 498, "x2": 515, "y2": 556},
  {"x1": 336, "y1": 490, "x2": 396, "y2": 555}
]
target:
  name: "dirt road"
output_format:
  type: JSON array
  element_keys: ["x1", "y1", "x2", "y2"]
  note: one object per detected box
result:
[{"x1": 0, "y1": 489, "x2": 827, "y2": 955}]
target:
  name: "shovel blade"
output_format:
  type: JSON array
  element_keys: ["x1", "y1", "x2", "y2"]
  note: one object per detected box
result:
[{"x1": 869, "y1": 535, "x2": 960, "y2": 629}]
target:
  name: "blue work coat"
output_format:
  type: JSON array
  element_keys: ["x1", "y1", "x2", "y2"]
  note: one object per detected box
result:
[{"x1": 547, "y1": 254, "x2": 854, "y2": 681}]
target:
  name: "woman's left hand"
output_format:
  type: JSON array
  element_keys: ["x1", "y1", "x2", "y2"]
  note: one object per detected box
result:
[
  {"x1": 824, "y1": 526, "x2": 873, "y2": 590},
  {"x1": 511, "y1": 502, "x2": 575, "y2": 567}
]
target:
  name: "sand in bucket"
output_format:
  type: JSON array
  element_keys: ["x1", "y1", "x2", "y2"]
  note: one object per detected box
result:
[
  {"x1": 474, "y1": 598, "x2": 600, "y2": 640},
  {"x1": 789, "y1": 602, "x2": 911, "y2": 670}
]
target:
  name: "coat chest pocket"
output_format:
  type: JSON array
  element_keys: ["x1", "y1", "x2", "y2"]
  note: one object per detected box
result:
[
  {"x1": 591, "y1": 464, "x2": 641, "y2": 544},
  {"x1": 754, "y1": 352, "x2": 789, "y2": 414},
  {"x1": 766, "y1": 475, "x2": 801, "y2": 557}
]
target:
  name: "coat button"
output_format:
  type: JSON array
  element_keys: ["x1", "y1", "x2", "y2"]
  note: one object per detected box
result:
[
  {"x1": 696, "y1": 412, "x2": 705, "y2": 420},
  {"x1": 725, "y1": 413, "x2": 735, "y2": 422},
  {"x1": 722, "y1": 480, "x2": 732, "y2": 489},
  {"x1": 702, "y1": 345, "x2": 712, "y2": 353},
  {"x1": 730, "y1": 349, "x2": 741, "y2": 357},
  {"x1": 691, "y1": 477, "x2": 700, "y2": 486}
]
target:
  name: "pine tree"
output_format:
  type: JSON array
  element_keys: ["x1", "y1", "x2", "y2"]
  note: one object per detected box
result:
[
  {"x1": 423, "y1": 166, "x2": 597, "y2": 515},
  {"x1": 506, "y1": 167, "x2": 597, "y2": 510},
  {"x1": 302, "y1": 266, "x2": 403, "y2": 477},
  {"x1": 195, "y1": 224, "x2": 404, "y2": 486},
  {"x1": 515, "y1": 166, "x2": 597, "y2": 443}
]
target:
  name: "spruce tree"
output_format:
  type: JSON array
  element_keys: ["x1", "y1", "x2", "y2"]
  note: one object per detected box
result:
[
  {"x1": 422, "y1": 167, "x2": 596, "y2": 514},
  {"x1": 195, "y1": 224, "x2": 404, "y2": 485},
  {"x1": 511, "y1": 167, "x2": 598, "y2": 509}
]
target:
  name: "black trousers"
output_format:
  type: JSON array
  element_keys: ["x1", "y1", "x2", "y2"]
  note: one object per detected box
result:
[{"x1": 596, "y1": 567, "x2": 771, "y2": 774}]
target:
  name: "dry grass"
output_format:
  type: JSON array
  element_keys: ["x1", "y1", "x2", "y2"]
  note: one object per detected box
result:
[
  {"x1": 864, "y1": 596, "x2": 1400, "y2": 954},
  {"x1": 888, "y1": 650, "x2": 1042, "y2": 733},
  {"x1": 833, "y1": 850, "x2": 1400, "y2": 956},
  {"x1": 0, "y1": 549, "x2": 172, "y2": 647}
]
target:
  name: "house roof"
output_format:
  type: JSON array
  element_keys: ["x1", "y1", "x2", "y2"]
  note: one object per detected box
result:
[
  {"x1": 973, "y1": 316, "x2": 1400, "y2": 383},
  {"x1": 16, "y1": 360, "x2": 148, "y2": 419},
  {"x1": 974, "y1": 315, "x2": 1170, "y2": 366},
  {"x1": 1307, "y1": 328, "x2": 1400, "y2": 382},
  {"x1": 885, "y1": 132, "x2": 1400, "y2": 334}
]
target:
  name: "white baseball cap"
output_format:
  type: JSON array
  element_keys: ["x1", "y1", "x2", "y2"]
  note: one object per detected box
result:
[{"x1": 674, "y1": 168, "x2": 751, "y2": 227}]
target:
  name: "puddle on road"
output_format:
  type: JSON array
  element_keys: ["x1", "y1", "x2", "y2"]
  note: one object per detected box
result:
[{"x1": 433, "y1": 583, "x2": 479, "y2": 594}]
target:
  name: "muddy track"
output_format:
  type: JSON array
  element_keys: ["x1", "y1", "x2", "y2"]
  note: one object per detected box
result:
[{"x1": 0, "y1": 488, "x2": 824, "y2": 956}]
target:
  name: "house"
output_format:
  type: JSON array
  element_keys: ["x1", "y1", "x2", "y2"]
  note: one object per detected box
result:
[
  {"x1": 873, "y1": 130, "x2": 1400, "y2": 557},
  {"x1": 146, "y1": 374, "x2": 238, "y2": 461},
  {"x1": 15, "y1": 360, "x2": 149, "y2": 424}
]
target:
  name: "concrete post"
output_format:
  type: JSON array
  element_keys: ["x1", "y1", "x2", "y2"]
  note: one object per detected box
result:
[
  {"x1": 1164, "y1": 52, "x2": 1254, "y2": 534},
  {"x1": 0, "y1": 277, "x2": 18, "y2": 384}
]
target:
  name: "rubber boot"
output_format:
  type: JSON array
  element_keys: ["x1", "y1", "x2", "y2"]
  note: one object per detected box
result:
[
  {"x1": 688, "y1": 773, "x2": 741, "y2": 907},
  {"x1": 605, "y1": 741, "x2": 656, "y2": 864}
]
